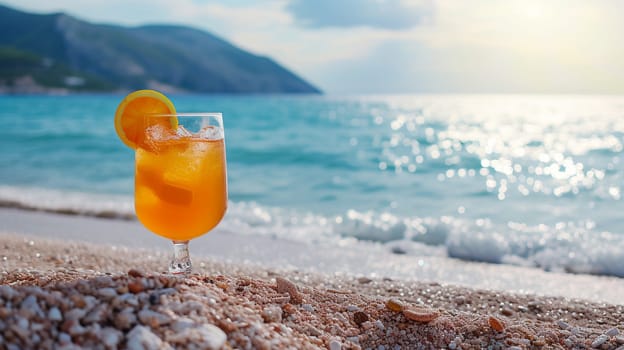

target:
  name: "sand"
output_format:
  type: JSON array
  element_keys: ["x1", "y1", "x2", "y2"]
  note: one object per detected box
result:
[{"x1": 1, "y1": 232, "x2": 623, "y2": 349}]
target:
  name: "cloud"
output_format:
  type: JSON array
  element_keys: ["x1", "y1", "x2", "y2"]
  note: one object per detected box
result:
[{"x1": 286, "y1": 0, "x2": 432, "y2": 30}]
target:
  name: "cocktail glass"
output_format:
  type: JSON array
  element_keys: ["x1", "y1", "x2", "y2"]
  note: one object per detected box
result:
[{"x1": 134, "y1": 113, "x2": 227, "y2": 275}]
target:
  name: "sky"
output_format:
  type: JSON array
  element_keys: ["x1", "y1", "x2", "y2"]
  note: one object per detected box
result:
[{"x1": 3, "y1": 0, "x2": 624, "y2": 94}]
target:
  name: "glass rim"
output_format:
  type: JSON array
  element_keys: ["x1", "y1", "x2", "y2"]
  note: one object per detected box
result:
[{"x1": 146, "y1": 112, "x2": 223, "y2": 118}]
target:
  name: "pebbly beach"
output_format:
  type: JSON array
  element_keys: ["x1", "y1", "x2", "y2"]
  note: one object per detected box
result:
[{"x1": 1, "y1": 228, "x2": 624, "y2": 349}]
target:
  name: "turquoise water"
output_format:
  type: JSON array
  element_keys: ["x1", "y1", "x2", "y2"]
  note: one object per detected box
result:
[{"x1": 1, "y1": 94, "x2": 623, "y2": 276}]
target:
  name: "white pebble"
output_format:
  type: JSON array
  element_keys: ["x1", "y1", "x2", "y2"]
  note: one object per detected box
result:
[
  {"x1": 171, "y1": 318, "x2": 195, "y2": 332},
  {"x1": 58, "y1": 332, "x2": 71, "y2": 344},
  {"x1": 65, "y1": 308, "x2": 87, "y2": 321},
  {"x1": 98, "y1": 288, "x2": 118, "y2": 298},
  {"x1": 126, "y1": 325, "x2": 171, "y2": 350},
  {"x1": 606, "y1": 328, "x2": 620, "y2": 337},
  {"x1": 138, "y1": 309, "x2": 171, "y2": 326},
  {"x1": 329, "y1": 340, "x2": 342, "y2": 350},
  {"x1": 346, "y1": 305, "x2": 359, "y2": 312},
  {"x1": 346, "y1": 336, "x2": 359, "y2": 344},
  {"x1": 101, "y1": 327, "x2": 123, "y2": 348},
  {"x1": 375, "y1": 320, "x2": 385, "y2": 330},
  {"x1": 302, "y1": 304, "x2": 314, "y2": 312},
  {"x1": 262, "y1": 305, "x2": 283, "y2": 323},
  {"x1": 48, "y1": 307, "x2": 62, "y2": 321},
  {"x1": 167, "y1": 324, "x2": 226, "y2": 350},
  {"x1": 448, "y1": 341, "x2": 457, "y2": 349},
  {"x1": 557, "y1": 320, "x2": 570, "y2": 329},
  {"x1": 17, "y1": 317, "x2": 29, "y2": 329},
  {"x1": 592, "y1": 334, "x2": 609, "y2": 348}
]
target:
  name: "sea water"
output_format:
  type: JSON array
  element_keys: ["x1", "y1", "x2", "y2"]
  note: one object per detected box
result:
[{"x1": 1, "y1": 94, "x2": 623, "y2": 277}]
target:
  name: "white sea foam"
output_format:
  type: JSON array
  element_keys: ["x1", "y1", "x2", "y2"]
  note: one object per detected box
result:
[
  {"x1": 0, "y1": 186, "x2": 134, "y2": 219},
  {"x1": 1, "y1": 185, "x2": 623, "y2": 278}
]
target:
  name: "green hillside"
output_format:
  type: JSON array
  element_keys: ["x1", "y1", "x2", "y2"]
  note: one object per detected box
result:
[{"x1": 0, "y1": 4, "x2": 321, "y2": 93}]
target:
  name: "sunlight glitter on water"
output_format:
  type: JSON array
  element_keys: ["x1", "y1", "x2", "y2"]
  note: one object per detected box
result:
[{"x1": 373, "y1": 95, "x2": 624, "y2": 202}]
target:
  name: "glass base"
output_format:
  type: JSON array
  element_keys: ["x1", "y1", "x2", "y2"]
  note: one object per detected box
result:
[{"x1": 169, "y1": 240, "x2": 192, "y2": 275}]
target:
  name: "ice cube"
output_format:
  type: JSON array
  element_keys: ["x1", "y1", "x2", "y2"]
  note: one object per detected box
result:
[
  {"x1": 145, "y1": 124, "x2": 170, "y2": 140},
  {"x1": 176, "y1": 125, "x2": 193, "y2": 138},
  {"x1": 198, "y1": 126, "x2": 223, "y2": 140},
  {"x1": 137, "y1": 155, "x2": 193, "y2": 205},
  {"x1": 142, "y1": 124, "x2": 177, "y2": 152}
]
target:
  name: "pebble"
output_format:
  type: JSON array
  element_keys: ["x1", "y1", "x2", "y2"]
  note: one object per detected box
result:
[
  {"x1": 64, "y1": 308, "x2": 87, "y2": 321},
  {"x1": 138, "y1": 309, "x2": 171, "y2": 327},
  {"x1": 329, "y1": 339, "x2": 342, "y2": 350},
  {"x1": 488, "y1": 316, "x2": 505, "y2": 332},
  {"x1": 114, "y1": 310, "x2": 137, "y2": 330},
  {"x1": 97, "y1": 288, "x2": 118, "y2": 299},
  {"x1": 616, "y1": 335, "x2": 624, "y2": 344},
  {"x1": 94, "y1": 276, "x2": 114, "y2": 287},
  {"x1": 57, "y1": 332, "x2": 71, "y2": 344},
  {"x1": 128, "y1": 281, "x2": 145, "y2": 294},
  {"x1": 101, "y1": 327, "x2": 123, "y2": 348},
  {"x1": 302, "y1": 304, "x2": 314, "y2": 312},
  {"x1": 65, "y1": 320, "x2": 86, "y2": 336},
  {"x1": 126, "y1": 325, "x2": 170, "y2": 350},
  {"x1": 403, "y1": 307, "x2": 439, "y2": 323},
  {"x1": 0, "y1": 285, "x2": 17, "y2": 300},
  {"x1": 20, "y1": 295, "x2": 43, "y2": 318},
  {"x1": 48, "y1": 307, "x2": 63, "y2": 322},
  {"x1": 591, "y1": 334, "x2": 609, "y2": 348},
  {"x1": 357, "y1": 277, "x2": 372, "y2": 284},
  {"x1": 386, "y1": 299, "x2": 404, "y2": 312},
  {"x1": 353, "y1": 311, "x2": 369, "y2": 326},
  {"x1": 261, "y1": 305, "x2": 283, "y2": 323},
  {"x1": 117, "y1": 293, "x2": 139, "y2": 307},
  {"x1": 306, "y1": 325, "x2": 322, "y2": 336},
  {"x1": 606, "y1": 327, "x2": 620, "y2": 337},
  {"x1": 346, "y1": 336, "x2": 359, "y2": 344},
  {"x1": 501, "y1": 307, "x2": 514, "y2": 316},
  {"x1": 347, "y1": 305, "x2": 359, "y2": 312},
  {"x1": 557, "y1": 320, "x2": 570, "y2": 329},
  {"x1": 276, "y1": 277, "x2": 302, "y2": 304},
  {"x1": 167, "y1": 324, "x2": 226, "y2": 350},
  {"x1": 84, "y1": 304, "x2": 108, "y2": 324},
  {"x1": 171, "y1": 318, "x2": 194, "y2": 332},
  {"x1": 11, "y1": 317, "x2": 30, "y2": 340},
  {"x1": 375, "y1": 320, "x2": 385, "y2": 330},
  {"x1": 127, "y1": 269, "x2": 144, "y2": 278},
  {"x1": 70, "y1": 295, "x2": 86, "y2": 308}
]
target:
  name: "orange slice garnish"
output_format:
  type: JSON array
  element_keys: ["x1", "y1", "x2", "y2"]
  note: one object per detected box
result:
[{"x1": 114, "y1": 90, "x2": 177, "y2": 149}]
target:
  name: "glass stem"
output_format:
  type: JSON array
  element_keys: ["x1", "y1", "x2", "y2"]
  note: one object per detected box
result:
[{"x1": 169, "y1": 240, "x2": 192, "y2": 275}]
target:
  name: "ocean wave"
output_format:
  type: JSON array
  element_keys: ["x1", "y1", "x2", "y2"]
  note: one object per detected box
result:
[
  {"x1": 0, "y1": 186, "x2": 135, "y2": 219},
  {"x1": 1, "y1": 185, "x2": 623, "y2": 278}
]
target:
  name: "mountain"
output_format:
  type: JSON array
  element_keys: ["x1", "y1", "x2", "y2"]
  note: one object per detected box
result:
[{"x1": 0, "y1": 4, "x2": 321, "y2": 94}]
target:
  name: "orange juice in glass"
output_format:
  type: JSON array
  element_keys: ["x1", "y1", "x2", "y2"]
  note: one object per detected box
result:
[{"x1": 135, "y1": 113, "x2": 227, "y2": 274}]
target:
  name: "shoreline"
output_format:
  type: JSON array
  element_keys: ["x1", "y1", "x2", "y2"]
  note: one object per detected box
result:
[
  {"x1": 2, "y1": 207, "x2": 624, "y2": 306},
  {"x1": 1, "y1": 233, "x2": 623, "y2": 349}
]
